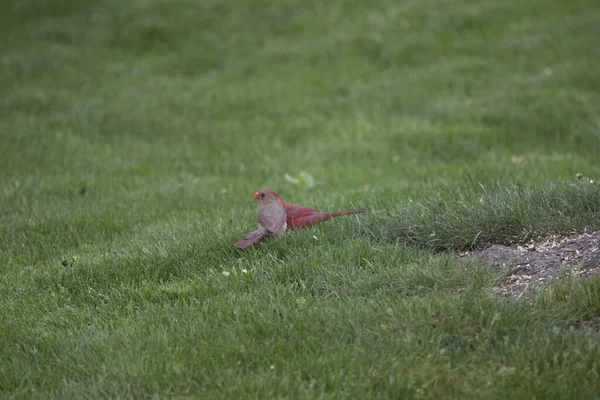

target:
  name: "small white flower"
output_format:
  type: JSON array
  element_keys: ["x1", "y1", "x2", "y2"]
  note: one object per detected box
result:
[
  {"x1": 242, "y1": 269, "x2": 248, "y2": 273},
  {"x1": 270, "y1": 365, "x2": 275, "y2": 370},
  {"x1": 222, "y1": 271, "x2": 230, "y2": 277}
]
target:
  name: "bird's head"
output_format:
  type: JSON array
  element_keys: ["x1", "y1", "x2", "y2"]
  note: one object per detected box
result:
[{"x1": 253, "y1": 189, "x2": 282, "y2": 206}]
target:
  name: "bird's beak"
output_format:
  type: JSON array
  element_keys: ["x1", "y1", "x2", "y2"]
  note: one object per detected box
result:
[{"x1": 253, "y1": 192, "x2": 260, "y2": 200}]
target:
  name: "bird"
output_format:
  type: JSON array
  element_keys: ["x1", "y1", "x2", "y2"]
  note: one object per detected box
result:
[
  {"x1": 234, "y1": 189, "x2": 287, "y2": 249},
  {"x1": 256, "y1": 189, "x2": 366, "y2": 228}
]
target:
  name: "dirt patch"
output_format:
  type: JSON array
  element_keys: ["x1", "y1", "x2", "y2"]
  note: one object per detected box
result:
[{"x1": 465, "y1": 231, "x2": 600, "y2": 296}]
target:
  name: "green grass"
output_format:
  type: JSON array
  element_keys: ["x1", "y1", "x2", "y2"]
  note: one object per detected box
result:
[
  {"x1": 377, "y1": 179, "x2": 600, "y2": 250},
  {"x1": 1, "y1": 0, "x2": 600, "y2": 398}
]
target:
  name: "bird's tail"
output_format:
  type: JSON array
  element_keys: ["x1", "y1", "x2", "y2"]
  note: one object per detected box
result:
[
  {"x1": 234, "y1": 228, "x2": 267, "y2": 249},
  {"x1": 328, "y1": 208, "x2": 367, "y2": 218}
]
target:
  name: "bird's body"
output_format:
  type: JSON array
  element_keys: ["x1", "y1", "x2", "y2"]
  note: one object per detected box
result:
[
  {"x1": 233, "y1": 189, "x2": 366, "y2": 249},
  {"x1": 265, "y1": 190, "x2": 366, "y2": 228},
  {"x1": 234, "y1": 190, "x2": 287, "y2": 249}
]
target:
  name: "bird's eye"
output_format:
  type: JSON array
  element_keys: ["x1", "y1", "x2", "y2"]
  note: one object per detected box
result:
[{"x1": 260, "y1": 193, "x2": 265, "y2": 198}]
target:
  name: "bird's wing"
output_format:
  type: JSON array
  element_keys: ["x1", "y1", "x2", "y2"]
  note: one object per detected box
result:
[
  {"x1": 285, "y1": 203, "x2": 320, "y2": 218},
  {"x1": 234, "y1": 228, "x2": 267, "y2": 249}
]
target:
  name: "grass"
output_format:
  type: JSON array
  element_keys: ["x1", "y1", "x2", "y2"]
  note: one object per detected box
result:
[
  {"x1": 377, "y1": 179, "x2": 600, "y2": 251},
  {"x1": 1, "y1": 0, "x2": 600, "y2": 398}
]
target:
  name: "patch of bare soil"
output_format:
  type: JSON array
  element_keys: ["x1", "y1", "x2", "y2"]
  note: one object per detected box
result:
[{"x1": 465, "y1": 231, "x2": 600, "y2": 296}]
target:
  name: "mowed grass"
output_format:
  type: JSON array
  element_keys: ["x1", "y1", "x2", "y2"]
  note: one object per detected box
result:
[{"x1": 1, "y1": 0, "x2": 600, "y2": 398}]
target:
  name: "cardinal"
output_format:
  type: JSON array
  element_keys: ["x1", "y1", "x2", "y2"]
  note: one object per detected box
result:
[
  {"x1": 234, "y1": 190, "x2": 287, "y2": 249},
  {"x1": 256, "y1": 189, "x2": 366, "y2": 228}
]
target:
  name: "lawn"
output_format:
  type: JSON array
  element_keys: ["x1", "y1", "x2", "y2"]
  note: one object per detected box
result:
[{"x1": 1, "y1": 0, "x2": 600, "y2": 398}]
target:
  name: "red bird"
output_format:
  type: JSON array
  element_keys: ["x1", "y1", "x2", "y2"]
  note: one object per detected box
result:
[
  {"x1": 257, "y1": 189, "x2": 366, "y2": 228},
  {"x1": 234, "y1": 190, "x2": 287, "y2": 250}
]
